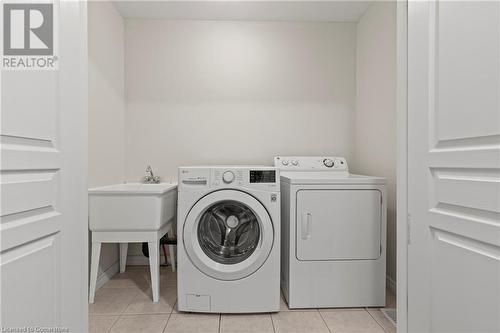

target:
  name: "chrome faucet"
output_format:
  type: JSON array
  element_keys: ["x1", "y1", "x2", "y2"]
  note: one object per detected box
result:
[{"x1": 143, "y1": 165, "x2": 161, "y2": 184}]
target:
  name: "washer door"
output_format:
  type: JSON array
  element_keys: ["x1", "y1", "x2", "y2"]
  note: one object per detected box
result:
[{"x1": 183, "y1": 190, "x2": 274, "y2": 281}]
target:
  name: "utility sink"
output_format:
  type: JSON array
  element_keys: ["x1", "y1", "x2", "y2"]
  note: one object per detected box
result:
[
  {"x1": 88, "y1": 183, "x2": 177, "y2": 231},
  {"x1": 88, "y1": 182, "x2": 178, "y2": 303}
]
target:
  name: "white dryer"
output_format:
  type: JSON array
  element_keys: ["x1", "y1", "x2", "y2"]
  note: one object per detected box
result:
[
  {"x1": 276, "y1": 156, "x2": 386, "y2": 308},
  {"x1": 177, "y1": 166, "x2": 280, "y2": 313}
]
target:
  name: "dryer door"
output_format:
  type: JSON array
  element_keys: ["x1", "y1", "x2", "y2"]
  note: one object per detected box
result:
[
  {"x1": 183, "y1": 190, "x2": 274, "y2": 280},
  {"x1": 296, "y1": 189, "x2": 382, "y2": 260}
]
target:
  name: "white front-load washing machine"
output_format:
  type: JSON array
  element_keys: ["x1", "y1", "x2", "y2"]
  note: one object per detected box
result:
[
  {"x1": 177, "y1": 166, "x2": 280, "y2": 313},
  {"x1": 276, "y1": 156, "x2": 387, "y2": 308}
]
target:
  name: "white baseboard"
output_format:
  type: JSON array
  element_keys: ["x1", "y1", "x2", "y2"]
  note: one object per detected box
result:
[
  {"x1": 126, "y1": 255, "x2": 149, "y2": 265},
  {"x1": 95, "y1": 253, "x2": 171, "y2": 290},
  {"x1": 386, "y1": 275, "x2": 397, "y2": 295},
  {"x1": 96, "y1": 261, "x2": 119, "y2": 290},
  {"x1": 126, "y1": 254, "x2": 168, "y2": 266}
]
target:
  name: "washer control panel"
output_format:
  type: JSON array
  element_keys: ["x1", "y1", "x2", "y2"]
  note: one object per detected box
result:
[
  {"x1": 179, "y1": 167, "x2": 279, "y2": 190},
  {"x1": 211, "y1": 167, "x2": 278, "y2": 188},
  {"x1": 274, "y1": 156, "x2": 348, "y2": 171},
  {"x1": 213, "y1": 169, "x2": 244, "y2": 186},
  {"x1": 249, "y1": 170, "x2": 276, "y2": 183},
  {"x1": 222, "y1": 170, "x2": 235, "y2": 183}
]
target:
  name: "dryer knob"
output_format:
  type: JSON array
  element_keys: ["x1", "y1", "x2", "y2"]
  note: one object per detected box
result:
[
  {"x1": 291, "y1": 160, "x2": 299, "y2": 166},
  {"x1": 222, "y1": 171, "x2": 235, "y2": 184},
  {"x1": 323, "y1": 159, "x2": 334, "y2": 168},
  {"x1": 282, "y1": 160, "x2": 289, "y2": 166}
]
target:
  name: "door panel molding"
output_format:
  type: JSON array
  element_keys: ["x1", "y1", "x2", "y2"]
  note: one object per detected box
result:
[
  {"x1": 429, "y1": 1, "x2": 500, "y2": 143},
  {"x1": 431, "y1": 203, "x2": 499, "y2": 227},
  {"x1": 430, "y1": 167, "x2": 500, "y2": 214},
  {"x1": 1, "y1": 208, "x2": 60, "y2": 252},
  {"x1": 0, "y1": 234, "x2": 61, "y2": 327},
  {"x1": 431, "y1": 228, "x2": 500, "y2": 261},
  {"x1": 432, "y1": 134, "x2": 500, "y2": 152}
]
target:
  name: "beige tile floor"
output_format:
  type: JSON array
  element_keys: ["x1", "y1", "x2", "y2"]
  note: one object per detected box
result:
[{"x1": 90, "y1": 266, "x2": 396, "y2": 333}]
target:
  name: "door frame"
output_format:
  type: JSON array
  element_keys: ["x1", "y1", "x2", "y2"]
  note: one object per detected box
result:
[
  {"x1": 58, "y1": 0, "x2": 88, "y2": 330},
  {"x1": 396, "y1": 0, "x2": 408, "y2": 332}
]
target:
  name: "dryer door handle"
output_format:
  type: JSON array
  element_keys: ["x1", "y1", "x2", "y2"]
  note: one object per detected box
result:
[{"x1": 301, "y1": 212, "x2": 312, "y2": 240}]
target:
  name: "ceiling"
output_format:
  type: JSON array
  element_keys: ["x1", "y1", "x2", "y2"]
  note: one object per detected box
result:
[{"x1": 112, "y1": 1, "x2": 372, "y2": 22}]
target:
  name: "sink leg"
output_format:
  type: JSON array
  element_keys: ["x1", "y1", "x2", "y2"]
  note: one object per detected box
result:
[
  {"x1": 148, "y1": 240, "x2": 160, "y2": 302},
  {"x1": 168, "y1": 244, "x2": 176, "y2": 272},
  {"x1": 89, "y1": 242, "x2": 101, "y2": 303},
  {"x1": 168, "y1": 224, "x2": 176, "y2": 272},
  {"x1": 119, "y1": 243, "x2": 128, "y2": 273}
]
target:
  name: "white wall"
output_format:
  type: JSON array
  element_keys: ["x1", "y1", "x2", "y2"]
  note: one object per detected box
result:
[
  {"x1": 89, "y1": 12, "x2": 397, "y2": 275},
  {"x1": 88, "y1": 1, "x2": 125, "y2": 282},
  {"x1": 354, "y1": 2, "x2": 397, "y2": 287},
  {"x1": 124, "y1": 20, "x2": 357, "y2": 181}
]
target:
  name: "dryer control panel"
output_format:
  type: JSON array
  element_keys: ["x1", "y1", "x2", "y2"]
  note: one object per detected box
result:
[{"x1": 274, "y1": 156, "x2": 348, "y2": 171}]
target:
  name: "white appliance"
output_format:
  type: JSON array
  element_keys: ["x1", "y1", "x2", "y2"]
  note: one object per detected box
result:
[
  {"x1": 177, "y1": 166, "x2": 280, "y2": 313},
  {"x1": 276, "y1": 156, "x2": 387, "y2": 308}
]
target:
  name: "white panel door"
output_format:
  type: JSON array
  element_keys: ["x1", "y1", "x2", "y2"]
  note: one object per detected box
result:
[
  {"x1": 0, "y1": 1, "x2": 88, "y2": 331},
  {"x1": 296, "y1": 189, "x2": 382, "y2": 260},
  {"x1": 408, "y1": 1, "x2": 500, "y2": 332}
]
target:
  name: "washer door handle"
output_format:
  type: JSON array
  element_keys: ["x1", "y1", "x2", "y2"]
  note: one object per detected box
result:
[{"x1": 301, "y1": 212, "x2": 312, "y2": 240}]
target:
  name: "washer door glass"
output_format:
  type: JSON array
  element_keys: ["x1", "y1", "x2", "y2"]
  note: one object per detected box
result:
[
  {"x1": 183, "y1": 189, "x2": 274, "y2": 281},
  {"x1": 198, "y1": 200, "x2": 260, "y2": 265}
]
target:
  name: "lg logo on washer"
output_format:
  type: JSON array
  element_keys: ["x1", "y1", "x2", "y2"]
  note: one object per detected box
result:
[{"x1": 2, "y1": 2, "x2": 58, "y2": 70}]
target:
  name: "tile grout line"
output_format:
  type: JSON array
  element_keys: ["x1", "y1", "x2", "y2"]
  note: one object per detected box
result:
[
  {"x1": 93, "y1": 286, "x2": 142, "y2": 310},
  {"x1": 116, "y1": 313, "x2": 173, "y2": 316},
  {"x1": 365, "y1": 307, "x2": 389, "y2": 333},
  {"x1": 120, "y1": 289, "x2": 141, "y2": 316},
  {"x1": 107, "y1": 312, "x2": 124, "y2": 333},
  {"x1": 270, "y1": 312, "x2": 276, "y2": 333},
  {"x1": 92, "y1": 266, "x2": 176, "y2": 332},
  {"x1": 103, "y1": 315, "x2": 120, "y2": 333},
  {"x1": 161, "y1": 312, "x2": 172, "y2": 333},
  {"x1": 317, "y1": 310, "x2": 333, "y2": 333},
  {"x1": 171, "y1": 299, "x2": 176, "y2": 315},
  {"x1": 218, "y1": 314, "x2": 222, "y2": 333}
]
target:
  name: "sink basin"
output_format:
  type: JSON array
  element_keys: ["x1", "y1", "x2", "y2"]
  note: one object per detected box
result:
[{"x1": 89, "y1": 183, "x2": 177, "y2": 231}]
